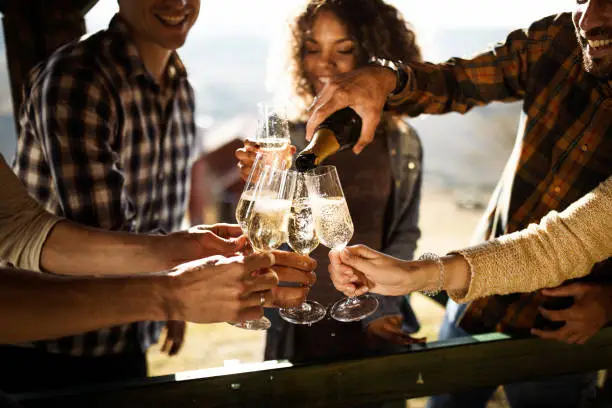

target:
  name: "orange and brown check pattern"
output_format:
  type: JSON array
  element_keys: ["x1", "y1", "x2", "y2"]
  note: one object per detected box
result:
[{"x1": 390, "y1": 13, "x2": 612, "y2": 335}]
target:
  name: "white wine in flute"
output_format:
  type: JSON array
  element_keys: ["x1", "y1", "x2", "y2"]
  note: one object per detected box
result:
[
  {"x1": 252, "y1": 138, "x2": 289, "y2": 152},
  {"x1": 287, "y1": 197, "x2": 319, "y2": 255},
  {"x1": 247, "y1": 198, "x2": 292, "y2": 252},
  {"x1": 235, "y1": 190, "x2": 256, "y2": 232},
  {"x1": 236, "y1": 189, "x2": 277, "y2": 232},
  {"x1": 311, "y1": 196, "x2": 354, "y2": 250},
  {"x1": 246, "y1": 138, "x2": 291, "y2": 169}
]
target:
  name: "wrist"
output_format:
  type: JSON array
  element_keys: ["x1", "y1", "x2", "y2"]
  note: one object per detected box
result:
[
  {"x1": 417, "y1": 260, "x2": 441, "y2": 292},
  {"x1": 154, "y1": 274, "x2": 182, "y2": 321},
  {"x1": 369, "y1": 58, "x2": 408, "y2": 96},
  {"x1": 152, "y1": 233, "x2": 201, "y2": 271},
  {"x1": 417, "y1": 253, "x2": 445, "y2": 296},
  {"x1": 373, "y1": 66, "x2": 399, "y2": 96}
]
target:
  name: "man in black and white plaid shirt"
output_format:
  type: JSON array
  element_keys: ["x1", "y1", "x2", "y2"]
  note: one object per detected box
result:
[{"x1": 7, "y1": 0, "x2": 202, "y2": 390}]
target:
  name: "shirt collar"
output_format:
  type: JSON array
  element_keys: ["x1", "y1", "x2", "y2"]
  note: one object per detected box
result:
[{"x1": 107, "y1": 14, "x2": 188, "y2": 83}]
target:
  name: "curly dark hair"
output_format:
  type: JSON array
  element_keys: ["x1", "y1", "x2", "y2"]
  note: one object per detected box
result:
[{"x1": 270, "y1": 0, "x2": 422, "y2": 121}]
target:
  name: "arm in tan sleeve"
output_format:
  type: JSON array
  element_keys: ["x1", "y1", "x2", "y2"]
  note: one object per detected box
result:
[
  {"x1": 0, "y1": 155, "x2": 61, "y2": 271},
  {"x1": 448, "y1": 176, "x2": 612, "y2": 303},
  {"x1": 1, "y1": 155, "x2": 207, "y2": 277}
]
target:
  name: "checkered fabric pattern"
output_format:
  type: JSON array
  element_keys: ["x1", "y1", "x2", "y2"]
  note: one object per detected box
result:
[
  {"x1": 10, "y1": 15, "x2": 197, "y2": 355},
  {"x1": 389, "y1": 13, "x2": 612, "y2": 335}
]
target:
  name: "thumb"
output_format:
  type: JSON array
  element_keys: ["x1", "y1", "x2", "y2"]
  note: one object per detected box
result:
[
  {"x1": 339, "y1": 245, "x2": 381, "y2": 273},
  {"x1": 541, "y1": 283, "x2": 585, "y2": 298}
]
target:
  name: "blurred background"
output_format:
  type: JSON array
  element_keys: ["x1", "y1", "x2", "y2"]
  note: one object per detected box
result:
[{"x1": 0, "y1": 0, "x2": 575, "y2": 405}]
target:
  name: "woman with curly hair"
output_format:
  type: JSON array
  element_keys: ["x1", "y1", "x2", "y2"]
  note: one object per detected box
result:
[{"x1": 236, "y1": 0, "x2": 425, "y2": 365}]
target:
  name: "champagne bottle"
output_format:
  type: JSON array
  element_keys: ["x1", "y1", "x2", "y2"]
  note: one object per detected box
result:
[{"x1": 295, "y1": 108, "x2": 362, "y2": 172}]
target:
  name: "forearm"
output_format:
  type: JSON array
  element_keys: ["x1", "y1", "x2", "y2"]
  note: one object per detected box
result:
[
  {"x1": 447, "y1": 177, "x2": 612, "y2": 303},
  {"x1": 0, "y1": 268, "x2": 168, "y2": 343},
  {"x1": 387, "y1": 59, "x2": 524, "y2": 117},
  {"x1": 0, "y1": 155, "x2": 61, "y2": 271},
  {"x1": 40, "y1": 221, "x2": 181, "y2": 276},
  {"x1": 386, "y1": 25, "x2": 537, "y2": 116}
]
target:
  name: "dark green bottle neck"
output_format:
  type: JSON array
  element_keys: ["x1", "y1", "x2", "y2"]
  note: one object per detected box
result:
[
  {"x1": 318, "y1": 107, "x2": 361, "y2": 148},
  {"x1": 295, "y1": 153, "x2": 316, "y2": 173}
]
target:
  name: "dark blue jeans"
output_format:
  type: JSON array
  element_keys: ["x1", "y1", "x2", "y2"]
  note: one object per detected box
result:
[{"x1": 427, "y1": 300, "x2": 598, "y2": 408}]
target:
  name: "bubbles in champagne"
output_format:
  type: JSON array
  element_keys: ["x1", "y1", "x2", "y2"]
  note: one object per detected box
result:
[
  {"x1": 287, "y1": 197, "x2": 319, "y2": 255},
  {"x1": 249, "y1": 138, "x2": 289, "y2": 152},
  {"x1": 235, "y1": 191, "x2": 256, "y2": 232},
  {"x1": 310, "y1": 196, "x2": 353, "y2": 250},
  {"x1": 247, "y1": 198, "x2": 291, "y2": 252},
  {"x1": 247, "y1": 138, "x2": 292, "y2": 168}
]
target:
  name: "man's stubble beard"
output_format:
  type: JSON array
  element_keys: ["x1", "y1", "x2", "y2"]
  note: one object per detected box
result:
[{"x1": 576, "y1": 30, "x2": 612, "y2": 80}]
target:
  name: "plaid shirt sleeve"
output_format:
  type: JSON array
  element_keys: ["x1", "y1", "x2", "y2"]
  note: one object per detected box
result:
[
  {"x1": 387, "y1": 15, "x2": 561, "y2": 116},
  {"x1": 32, "y1": 64, "x2": 137, "y2": 231}
]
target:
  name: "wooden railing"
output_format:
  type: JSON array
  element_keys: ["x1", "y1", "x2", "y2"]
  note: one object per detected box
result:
[{"x1": 14, "y1": 328, "x2": 612, "y2": 407}]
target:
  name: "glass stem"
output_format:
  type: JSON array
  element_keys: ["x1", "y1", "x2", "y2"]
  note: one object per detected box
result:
[{"x1": 291, "y1": 251, "x2": 313, "y2": 312}]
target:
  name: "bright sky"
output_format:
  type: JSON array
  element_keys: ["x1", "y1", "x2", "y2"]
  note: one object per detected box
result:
[
  {"x1": 86, "y1": 0, "x2": 576, "y2": 67},
  {"x1": 87, "y1": 0, "x2": 576, "y2": 37}
]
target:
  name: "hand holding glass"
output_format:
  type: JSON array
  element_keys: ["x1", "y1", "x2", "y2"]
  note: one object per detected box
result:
[
  {"x1": 304, "y1": 165, "x2": 379, "y2": 322},
  {"x1": 231, "y1": 165, "x2": 297, "y2": 330},
  {"x1": 249, "y1": 102, "x2": 291, "y2": 168},
  {"x1": 278, "y1": 173, "x2": 326, "y2": 325}
]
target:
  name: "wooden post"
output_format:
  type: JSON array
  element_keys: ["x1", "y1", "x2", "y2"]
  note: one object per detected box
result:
[{"x1": 1, "y1": 0, "x2": 98, "y2": 133}]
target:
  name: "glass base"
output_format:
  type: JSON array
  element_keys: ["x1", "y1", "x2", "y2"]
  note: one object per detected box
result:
[
  {"x1": 330, "y1": 295, "x2": 379, "y2": 322},
  {"x1": 229, "y1": 317, "x2": 271, "y2": 331},
  {"x1": 278, "y1": 300, "x2": 326, "y2": 325}
]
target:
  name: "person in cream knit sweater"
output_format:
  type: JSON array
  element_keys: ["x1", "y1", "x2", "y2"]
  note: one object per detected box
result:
[{"x1": 329, "y1": 176, "x2": 612, "y2": 345}]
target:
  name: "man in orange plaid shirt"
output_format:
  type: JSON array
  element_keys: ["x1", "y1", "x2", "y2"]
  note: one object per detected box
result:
[{"x1": 307, "y1": 1, "x2": 612, "y2": 407}]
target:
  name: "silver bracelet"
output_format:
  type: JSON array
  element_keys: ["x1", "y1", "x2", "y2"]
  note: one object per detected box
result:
[{"x1": 418, "y1": 253, "x2": 445, "y2": 296}]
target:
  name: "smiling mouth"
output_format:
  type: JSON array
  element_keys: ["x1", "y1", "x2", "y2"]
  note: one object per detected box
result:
[
  {"x1": 588, "y1": 38, "x2": 612, "y2": 49},
  {"x1": 155, "y1": 13, "x2": 189, "y2": 27}
]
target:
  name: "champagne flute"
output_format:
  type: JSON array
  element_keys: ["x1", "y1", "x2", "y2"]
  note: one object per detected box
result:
[
  {"x1": 304, "y1": 165, "x2": 379, "y2": 322},
  {"x1": 232, "y1": 166, "x2": 297, "y2": 330},
  {"x1": 235, "y1": 151, "x2": 266, "y2": 233},
  {"x1": 237, "y1": 104, "x2": 291, "y2": 232},
  {"x1": 278, "y1": 173, "x2": 326, "y2": 325},
  {"x1": 248, "y1": 102, "x2": 291, "y2": 168}
]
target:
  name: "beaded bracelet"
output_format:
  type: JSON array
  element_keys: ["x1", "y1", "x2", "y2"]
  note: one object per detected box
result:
[{"x1": 418, "y1": 252, "x2": 445, "y2": 296}]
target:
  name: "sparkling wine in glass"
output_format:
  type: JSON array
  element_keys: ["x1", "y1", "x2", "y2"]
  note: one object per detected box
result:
[
  {"x1": 279, "y1": 174, "x2": 326, "y2": 325},
  {"x1": 231, "y1": 167, "x2": 297, "y2": 331},
  {"x1": 235, "y1": 152, "x2": 266, "y2": 233},
  {"x1": 247, "y1": 103, "x2": 291, "y2": 168},
  {"x1": 304, "y1": 165, "x2": 379, "y2": 322}
]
